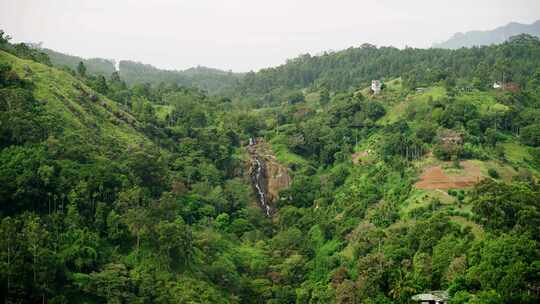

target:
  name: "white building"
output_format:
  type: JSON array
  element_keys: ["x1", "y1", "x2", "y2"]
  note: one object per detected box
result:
[{"x1": 371, "y1": 80, "x2": 382, "y2": 95}]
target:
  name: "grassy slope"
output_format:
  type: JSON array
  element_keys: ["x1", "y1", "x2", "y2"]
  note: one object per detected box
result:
[
  {"x1": 378, "y1": 86, "x2": 537, "y2": 174},
  {"x1": 329, "y1": 84, "x2": 539, "y2": 263},
  {"x1": 371, "y1": 86, "x2": 540, "y2": 243},
  {"x1": 378, "y1": 86, "x2": 446, "y2": 125},
  {"x1": 0, "y1": 50, "x2": 151, "y2": 154}
]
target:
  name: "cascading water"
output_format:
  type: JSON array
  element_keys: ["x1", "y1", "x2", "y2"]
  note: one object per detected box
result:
[
  {"x1": 251, "y1": 156, "x2": 271, "y2": 216},
  {"x1": 248, "y1": 137, "x2": 291, "y2": 217}
]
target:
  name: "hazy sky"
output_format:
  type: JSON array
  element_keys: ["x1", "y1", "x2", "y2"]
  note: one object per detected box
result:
[{"x1": 1, "y1": 0, "x2": 539, "y2": 72}]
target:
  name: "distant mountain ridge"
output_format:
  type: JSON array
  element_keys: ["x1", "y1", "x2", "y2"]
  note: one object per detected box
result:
[
  {"x1": 42, "y1": 48, "x2": 116, "y2": 76},
  {"x1": 41, "y1": 48, "x2": 242, "y2": 94},
  {"x1": 433, "y1": 20, "x2": 540, "y2": 49},
  {"x1": 118, "y1": 60, "x2": 242, "y2": 94}
]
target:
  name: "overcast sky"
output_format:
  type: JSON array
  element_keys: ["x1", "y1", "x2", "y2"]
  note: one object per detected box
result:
[{"x1": 1, "y1": 0, "x2": 539, "y2": 72}]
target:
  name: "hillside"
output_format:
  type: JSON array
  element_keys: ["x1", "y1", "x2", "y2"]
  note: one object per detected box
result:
[
  {"x1": 40, "y1": 47, "x2": 243, "y2": 94},
  {"x1": 118, "y1": 60, "x2": 242, "y2": 94},
  {"x1": 433, "y1": 20, "x2": 540, "y2": 49},
  {"x1": 0, "y1": 41, "x2": 273, "y2": 303},
  {"x1": 0, "y1": 49, "x2": 156, "y2": 213},
  {"x1": 0, "y1": 49, "x2": 150, "y2": 149},
  {"x1": 42, "y1": 48, "x2": 116, "y2": 76},
  {"x1": 241, "y1": 72, "x2": 540, "y2": 303},
  {"x1": 1, "y1": 29, "x2": 540, "y2": 304},
  {"x1": 233, "y1": 34, "x2": 540, "y2": 100}
]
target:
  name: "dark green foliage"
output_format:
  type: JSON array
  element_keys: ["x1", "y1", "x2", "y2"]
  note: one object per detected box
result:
[
  {"x1": 0, "y1": 48, "x2": 258, "y2": 302},
  {"x1": 319, "y1": 88, "x2": 330, "y2": 106},
  {"x1": 467, "y1": 233, "x2": 539, "y2": 303},
  {"x1": 365, "y1": 101, "x2": 386, "y2": 121},
  {"x1": 520, "y1": 123, "x2": 540, "y2": 146},
  {"x1": 286, "y1": 91, "x2": 305, "y2": 104},
  {"x1": 237, "y1": 35, "x2": 540, "y2": 95},
  {"x1": 487, "y1": 168, "x2": 500, "y2": 179},
  {"x1": 416, "y1": 123, "x2": 437, "y2": 143},
  {"x1": 471, "y1": 180, "x2": 540, "y2": 236},
  {"x1": 77, "y1": 61, "x2": 87, "y2": 77}
]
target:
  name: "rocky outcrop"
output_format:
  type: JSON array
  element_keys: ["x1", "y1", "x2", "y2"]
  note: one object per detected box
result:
[{"x1": 247, "y1": 138, "x2": 291, "y2": 216}]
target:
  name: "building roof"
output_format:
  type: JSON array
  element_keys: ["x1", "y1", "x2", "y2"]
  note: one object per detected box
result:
[
  {"x1": 438, "y1": 129, "x2": 462, "y2": 139},
  {"x1": 412, "y1": 290, "x2": 449, "y2": 302}
]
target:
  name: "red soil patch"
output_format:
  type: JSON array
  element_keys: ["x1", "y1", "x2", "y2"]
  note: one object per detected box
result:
[{"x1": 415, "y1": 161, "x2": 483, "y2": 190}]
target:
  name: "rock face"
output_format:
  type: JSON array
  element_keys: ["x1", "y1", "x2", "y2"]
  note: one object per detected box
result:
[
  {"x1": 247, "y1": 138, "x2": 291, "y2": 216},
  {"x1": 250, "y1": 154, "x2": 270, "y2": 215}
]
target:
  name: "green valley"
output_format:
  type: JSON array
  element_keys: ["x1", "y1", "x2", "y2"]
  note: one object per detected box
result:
[{"x1": 1, "y1": 26, "x2": 540, "y2": 304}]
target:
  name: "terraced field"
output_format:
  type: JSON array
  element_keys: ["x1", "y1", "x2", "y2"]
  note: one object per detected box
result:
[{"x1": 415, "y1": 161, "x2": 483, "y2": 189}]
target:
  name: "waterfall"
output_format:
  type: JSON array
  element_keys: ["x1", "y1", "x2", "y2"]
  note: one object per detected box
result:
[{"x1": 251, "y1": 156, "x2": 271, "y2": 216}]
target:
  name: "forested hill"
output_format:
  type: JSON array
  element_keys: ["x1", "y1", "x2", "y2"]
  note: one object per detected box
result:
[
  {"x1": 236, "y1": 34, "x2": 540, "y2": 96},
  {"x1": 35, "y1": 32, "x2": 540, "y2": 98},
  {"x1": 1, "y1": 31, "x2": 271, "y2": 302},
  {"x1": 40, "y1": 47, "x2": 243, "y2": 94},
  {"x1": 118, "y1": 60, "x2": 243, "y2": 94},
  {"x1": 433, "y1": 20, "x2": 540, "y2": 49},
  {"x1": 41, "y1": 48, "x2": 116, "y2": 76}
]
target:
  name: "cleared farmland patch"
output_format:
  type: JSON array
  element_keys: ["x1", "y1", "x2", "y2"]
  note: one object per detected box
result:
[{"x1": 415, "y1": 161, "x2": 483, "y2": 190}]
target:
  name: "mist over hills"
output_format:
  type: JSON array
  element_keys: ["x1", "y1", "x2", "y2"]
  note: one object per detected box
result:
[
  {"x1": 433, "y1": 19, "x2": 540, "y2": 49},
  {"x1": 39, "y1": 18, "x2": 540, "y2": 95},
  {"x1": 118, "y1": 60, "x2": 242, "y2": 94},
  {"x1": 42, "y1": 48, "x2": 116, "y2": 76},
  {"x1": 41, "y1": 48, "x2": 242, "y2": 94}
]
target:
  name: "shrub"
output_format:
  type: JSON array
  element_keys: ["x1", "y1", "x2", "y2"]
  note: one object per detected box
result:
[
  {"x1": 452, "y1": 155, "x2": 461, "y2": 168},
  {"x1": 461, "y1": 143, "x2": 488, "y2": 160},
  {"x1": 488, "y1": 168, "x2": 500, "y2": 179},
  {"x1": 286, "y1": 91, "x2": 305, "y2": 104},
  {"x1": 520, "y1": 124, "x2": 540, "y2": 146},
  {"x1": 433, "y1": 144, "x2": 451, "y2": 160}
]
